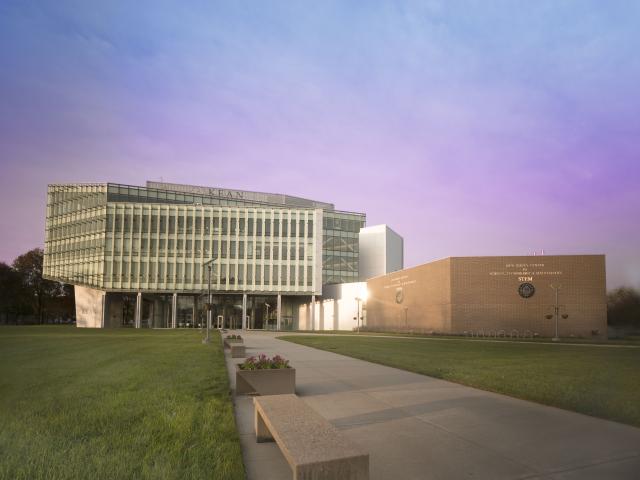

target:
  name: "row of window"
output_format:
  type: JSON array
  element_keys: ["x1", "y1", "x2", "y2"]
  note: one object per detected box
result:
[
  {"x1": 100, "y1": 238, "x2": 313, "y2": 260},
  {"x1": 48, "y1": 191, "x2": 106, "y2": 216},
  {"x1": 102, "y1": 263, "x2": 314, "y2": 287},
  {"x1": 104, "y1": 213, "x2": 315, "y2": 237},
  {"x1": 322, "y1": 217, "x2": 364, "y2": 232},
  {"x1": 46, "y1": 218, "x2": 105, "y2": 240}
]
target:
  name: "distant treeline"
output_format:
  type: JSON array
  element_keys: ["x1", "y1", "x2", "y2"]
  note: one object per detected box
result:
[
  {"x1": 0, "y1": 248, "x2": 75, "y2": 324},
  {"x1": 607, "y1": 287, "x2": 640, "y2": 328}
]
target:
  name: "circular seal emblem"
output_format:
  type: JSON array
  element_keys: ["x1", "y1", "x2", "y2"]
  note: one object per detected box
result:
[
  {"x1": 395, "y1": 287, "x2": 404, "y2": 304},
  {"x1": 518, "y1": 283, "x2": 535, "y2": 299}
]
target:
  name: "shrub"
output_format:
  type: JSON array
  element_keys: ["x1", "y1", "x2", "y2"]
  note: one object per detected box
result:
[
  {"x1": 608, "y1": 288, "x2": 640, "y2": 327},
  {"x1": 225, "y1": 334, "x2": 242, "y2": 340},
  {"x1": 239, "y1": 354, "x2": 290, "y2": 370}
]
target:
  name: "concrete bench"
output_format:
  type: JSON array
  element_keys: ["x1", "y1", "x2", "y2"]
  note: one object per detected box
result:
[
  {"x1": 230, "y1": 343, "x2": 245, "y2": 358},
  {"x1": 254, "y1": 394, "x2": 369, "y2": 480}
]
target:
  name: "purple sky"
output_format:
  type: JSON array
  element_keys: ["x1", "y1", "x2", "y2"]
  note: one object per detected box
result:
[{"x1": 1, "y1": 1, "x2": 639, "y2": 288}]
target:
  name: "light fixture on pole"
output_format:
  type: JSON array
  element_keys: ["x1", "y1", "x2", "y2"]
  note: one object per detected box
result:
[
  {"x1": 354, "y1": 297, "x2": 362, "y2": 333},
  {"x1": 549, "y1": 284, "x2": 566, "y2": 342},
  {"x1": 202, "y1": 258, "x2": 218, "y2": 344}
]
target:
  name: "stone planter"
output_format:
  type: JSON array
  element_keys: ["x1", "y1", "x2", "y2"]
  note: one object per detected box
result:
[
  {"x1": 236, "y1": 366, "x2": 296, "y2": 396},
  {"x1": 230, "y1": 344, "x2": 246, "y2": 358},
  {"x1": 224, "y1": 338, "x2": 244, "y2": 349}
]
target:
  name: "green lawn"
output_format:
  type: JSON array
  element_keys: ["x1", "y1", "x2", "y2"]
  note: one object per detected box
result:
[
  {"x1": 281, "y1": 335, "x2": 640, "y2": 427},
  {"x1": 0, "y1": 326, "x2": 244, "y2": 480}
]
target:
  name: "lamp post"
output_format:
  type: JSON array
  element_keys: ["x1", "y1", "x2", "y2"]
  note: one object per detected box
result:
[
  {"x1": 354, "y1": 297, "x2": 362, "y2": 333},
  {"x1": 550, "y1": 284, "x2": 562, "y2": 341},
  {"x1": 202, "y1": 258, "x2": 218, "y2": 344}
]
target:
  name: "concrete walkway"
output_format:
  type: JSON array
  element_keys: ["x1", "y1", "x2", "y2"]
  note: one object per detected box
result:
[{"x1": 224, "y1": 331, "x2": 640, "y2": 480}]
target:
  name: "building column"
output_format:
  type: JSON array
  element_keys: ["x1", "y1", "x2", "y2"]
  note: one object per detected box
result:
[
  {"x1": 135, "y1": 292, "x2": 142, "y2": 328},
  {"x1": 242, "y1": 294, "x2": 247, "y2": 330},
  {"x1": 171, "y1": 293, "x2": 177, "y2": 329},
  {"x1": 251, "y1": 302, "x2": 256, "y2": 329},
  {"x1": 276, "y1": 294, "x2": 282, "y2": 331},
  {"x1": 310, "y1": 295, "x2": 316, "y2": 331},
  {"x1": 101, "y1": 292, "x2": 107, "y2": 328}
]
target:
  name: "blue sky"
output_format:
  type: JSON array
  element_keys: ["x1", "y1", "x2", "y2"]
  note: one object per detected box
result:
[{"x1": 1, "y1": 0, "x2": 639, "y2": 287}]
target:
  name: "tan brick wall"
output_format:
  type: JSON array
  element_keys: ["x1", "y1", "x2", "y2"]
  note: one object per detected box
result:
[
  {"x1": 450, "y1": 255, "x2": 607, "y2": 338},
  {"x1": 366, "y1": 258, "x2": 451, "y2": 333},
  {"x1": 365, "y1": 255, "x2": 607, "y2": 338}
]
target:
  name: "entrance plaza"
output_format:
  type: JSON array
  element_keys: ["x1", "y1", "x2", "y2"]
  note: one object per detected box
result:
[{"x1": 226, "y1": 331, "x2": 640, "y2": 480}]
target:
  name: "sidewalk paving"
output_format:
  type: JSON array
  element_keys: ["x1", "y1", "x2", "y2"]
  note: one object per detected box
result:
[{"x1": 223, "y1": 331, "x2": 640, "y2": 480}]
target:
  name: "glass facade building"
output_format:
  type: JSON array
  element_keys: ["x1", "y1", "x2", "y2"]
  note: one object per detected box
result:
[{"x1": 43, "y1": 182, "x2": 366, "y2": 329}]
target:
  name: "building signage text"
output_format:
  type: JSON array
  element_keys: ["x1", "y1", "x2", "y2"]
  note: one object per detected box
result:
[
  {"x1": 383, "y1": 274, "x2": 417, "y2": 289},
  {"x1": 489, "y1": 263, "x2": 562, "y2": 282}
]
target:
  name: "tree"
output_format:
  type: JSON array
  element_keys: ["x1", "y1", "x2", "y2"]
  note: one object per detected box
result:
[
  {"x1": 0, "y1": 262, "x2": 23, "y2": 323},
  {"x1": 12, "y1": 248, "x2": 61, "y2": 323},
  {"x1": 607, "y1": 287, "x2": 640, "y2": 328}
]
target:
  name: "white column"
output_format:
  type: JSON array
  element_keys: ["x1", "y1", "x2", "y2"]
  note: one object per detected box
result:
[
  {"x1": 242, "y1": 294, "x2": 247, "y2": 330},
  {"x1": 171, "y1": 293, "x2": 177, "y2": 328},
  {"x1": 101, "y1": 292, "x2": 107, "y2": 328},
  {"x1": 276, "y1": 294, "x2": 282, "y2": 331},
  {"x1": 311, "y1": 295, "x2": 315, "y2": 331},
  {"x1": 135, "y1": 292, "x2": 142, "y2": 328}
]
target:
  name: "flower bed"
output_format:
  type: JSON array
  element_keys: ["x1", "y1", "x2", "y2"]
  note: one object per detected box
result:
[
  {"x1": 235, "y1": 354, "x2": 295, "y2": 395},
  {"x1": 238, "y1": 354, "x2": 289, "y2": 370}
]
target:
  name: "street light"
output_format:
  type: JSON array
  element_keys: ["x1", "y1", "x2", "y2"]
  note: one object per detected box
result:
[
  {"x1": 549, "y1": 284, "x2": 565, "y2": 342},
  {"x1": 202, "y1": 258, "x2": 218, "y2": 344},
  {"x1": 354, "y1": 297, "x2": 362, "y2": 333}
]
